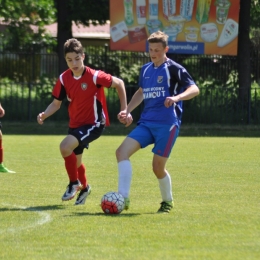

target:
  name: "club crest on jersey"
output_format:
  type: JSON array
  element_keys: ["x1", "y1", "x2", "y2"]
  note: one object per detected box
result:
[
  {"x1": 157, "y1": 76, "x2": 163, "y2": 83},
  {"x1": 81, "y1": 83, "x2": 88, "y2": 90}
]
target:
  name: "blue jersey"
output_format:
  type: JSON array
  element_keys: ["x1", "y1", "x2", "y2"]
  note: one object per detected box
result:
[{"x1": 138, "y1": 58, "x2": 196, "y2": 126}]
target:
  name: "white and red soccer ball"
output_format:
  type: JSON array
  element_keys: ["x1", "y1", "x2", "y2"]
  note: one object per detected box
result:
[{"x1": 101, "y1": 191, "x2": 125, "y2": 214}]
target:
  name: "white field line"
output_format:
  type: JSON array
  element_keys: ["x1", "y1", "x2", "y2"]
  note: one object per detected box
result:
[{"x1": 0, "y1": 204, "x2": 52, "y2": 234}]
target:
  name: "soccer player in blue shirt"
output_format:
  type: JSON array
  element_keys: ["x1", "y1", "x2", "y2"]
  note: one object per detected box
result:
[{"x1": 116, "y1": 31, "x2": 200, "y2": 213}]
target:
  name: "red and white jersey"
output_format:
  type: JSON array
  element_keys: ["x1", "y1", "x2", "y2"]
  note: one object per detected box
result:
[{"x1": 52, "y1": 66, "x2": 112, "y2": 128}]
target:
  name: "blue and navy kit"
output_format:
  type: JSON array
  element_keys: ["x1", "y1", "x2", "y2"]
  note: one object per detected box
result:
[{"x1": 138, "y1": 58, "x2": 196, "y2": 127}]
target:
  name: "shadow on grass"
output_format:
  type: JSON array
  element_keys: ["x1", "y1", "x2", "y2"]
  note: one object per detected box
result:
[
  {"x1": 0, "y1": 204, "x2": 66, "y2": 212},
  {"x1": 70, "y1": 212, "x2": 141, "y2": 217},
  {"x1": 69, "y1": 211, "x2": 170, "y2": 217}
]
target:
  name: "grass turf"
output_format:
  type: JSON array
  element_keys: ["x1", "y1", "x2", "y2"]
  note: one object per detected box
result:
[{"x1": 0, "y1": 135, "x2": 259, "y2": 260}]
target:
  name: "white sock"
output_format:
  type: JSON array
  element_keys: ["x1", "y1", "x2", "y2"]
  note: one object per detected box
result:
[
  {"x1": 118, "y1": 160, "x2": 132, "y2": 198},
  {"x1": 158, "y1": 173, "x2": 173, "y2": 202}
]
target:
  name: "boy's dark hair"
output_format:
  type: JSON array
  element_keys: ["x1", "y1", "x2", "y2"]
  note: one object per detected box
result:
[
  {"x1": 147, "y1": 31, "x2": 169, "y2": 48},
  {"x1": 64, "y1": 38, "x2": 84, "y2": 57}
]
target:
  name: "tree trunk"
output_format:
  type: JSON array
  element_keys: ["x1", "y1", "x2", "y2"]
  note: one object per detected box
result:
[
  {"x1": 237, "y1": 0, "x2": 251, "y2": 111},
  {"x1": 57, "y1": 0, "x2": 72, "y2": 74}
]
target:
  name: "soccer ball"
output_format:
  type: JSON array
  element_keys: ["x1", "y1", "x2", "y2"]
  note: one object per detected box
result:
[{"x1": 101, "y1": 191, "x2": 125, "y2": 214}]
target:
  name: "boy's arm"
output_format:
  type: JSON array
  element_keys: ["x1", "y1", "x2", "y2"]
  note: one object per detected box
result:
[
  {"x1": 164, "y1": 84, "x2": 200, "y2": 108},
  {"x1": 0, "y1": 103, "x2": 5, "y2": 118},
  {"x1": 37, "y1": 99, "x2": 62, "y2": 124},
  {"x1": 117, "y1": 87, "x2": 143, "y2": 127},
  {"x1": 126, "y1": 87, "x2": 143, "y2": 114},
  {"x1": 110, "y1": 76, "x2": 127, "y2": 112},
  {"x1": 110, "y1": 76, "x2": 135, "y2": 127}
]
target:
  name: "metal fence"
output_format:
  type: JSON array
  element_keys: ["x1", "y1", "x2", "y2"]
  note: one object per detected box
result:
[
  {"x1": 0, "y1": 44, "x2": 260, "y2": 125},
  {"x1": 0, "y1": 82, "x2": 259, "y2": 125}
]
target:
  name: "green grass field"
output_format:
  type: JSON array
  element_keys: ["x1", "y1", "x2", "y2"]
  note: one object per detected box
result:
[{"x1": 0, "y1": 134, "x2": 259, "y2": 260}]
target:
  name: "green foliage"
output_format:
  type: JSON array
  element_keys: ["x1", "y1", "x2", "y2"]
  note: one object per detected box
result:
[
  {"x1": 0, "y1": 77, "x2": 69, "y2": 121},
  {"x1": 84, "y1": 45, "x2": 147, "y2": 84},
  {"x1": 0, "y1": 0, "x2": 56, "y2": 51},
  {"x1": 182, "y1": 68, "x2": 260, "y2": 124},
  {"x1": 251, "y1": 29, "x2": 260, "y2": 50},
  {"x1": 0, "y1": 50, "x2": 58, "y2": 82},
  {"x1": 0, "y1": 44, "x2": 259, "y2": 124},
  {"x1": 250, "y1": 0, "x2": 260, "y2": 29},
  {"x1": 251, "y1": 80, "x2": 260, "y2": 89},
  {"x1": 120, "y1": 62, "x2": 142, "y2": 85}
]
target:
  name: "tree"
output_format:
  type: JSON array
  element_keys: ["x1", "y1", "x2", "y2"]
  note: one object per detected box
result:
[
  {"x1": 0, "y1": 0, "x2": 56, "y2": 50},
  {"x1": 0, "y1": 0, "x2": 109, "y2": 72},
  {"x1": 237, "y1": 0, "x2": 260, "y2": 123},
  {"x1": 237, "y1": 0, "x2": 251, "y2": 103},
  {"x1": 56, "y1": 0, "x2": 72, "y2": 73},
  {"x1": 54, "y1": 0, "x2": 109, "y2": 73},
  {"x1": 1, "y1": 0, "x2": 260, "y2": 90},
  {"x1": 250, "y1": 0, "x2": 260, "y2": 49},
  {"x1": 250, "y1": 0, "x2": 260, "y2": 29}
]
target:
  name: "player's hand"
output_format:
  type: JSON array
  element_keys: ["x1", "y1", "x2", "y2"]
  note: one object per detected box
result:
[
  {"x1": 124, "y1": 113, "x2": 133, "y2": 127},
  {"x1": 117, "y1": 111, "x2": 126, "y2": 124},
  {"x1": 117, "y1": 111, "x2": 133, "y2": 127},
  {"x1": 37, "y1": 112, "x2": 45, "y2": 125},
  {"x1": 164, "y1": 96, "x2": 179, "y2": 108}
]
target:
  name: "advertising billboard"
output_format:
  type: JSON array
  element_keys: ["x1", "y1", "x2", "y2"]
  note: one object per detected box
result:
[{"x1": 110, "y1": 0, "x2": 240, "y2": 55}]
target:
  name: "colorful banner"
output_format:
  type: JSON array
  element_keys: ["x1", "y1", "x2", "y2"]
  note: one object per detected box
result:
[{"x1": 110, "y1": 0, "x2": 240, "y2": 55}]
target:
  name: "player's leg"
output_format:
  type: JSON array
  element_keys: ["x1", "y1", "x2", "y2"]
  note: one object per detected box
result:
[
  {"x1": 74, "y1": 153, "x2": 91, "y2": 205},
  {"x1": 60, "y1": 135, "x2": 81, "y2": 201},
  {"x1": 152, "y1": 154, "x2": 173, "y2": 213},
  {"x1": 0, "y1": 129, "x2": 4, "y2": 170},
  {"x1": 151, "y1": 124, "x2": 179, "y2": 213},
  {"x1": 71, "y1": 124, "x2": 104, "y2": 205},
  {"x1": 60, "y1": 134, "x2": 79, "y2": 182},
  {"x1": 0, "y1": 129, "x2": 3, "y2": 163},
  {"x1": 116, "y1": 137, "x2": 141, "y2": 210},
  {"x1": 116, "y1": 123, "x2": 153, "y2": 210},
  {"x1": 0, "y1": 126, "x2": 15, "y2": 173},
  {"x1": 76, "y1": 154, "x2": 86, "y2": 188}
]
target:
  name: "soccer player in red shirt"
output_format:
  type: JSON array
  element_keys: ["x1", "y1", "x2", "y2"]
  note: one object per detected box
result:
[
  {"x1": 37, "y1": 38, "x2": 129, "y2": 205},
  {"x1": 0, "y1": 103, "x2": 16, "y2": 173}
]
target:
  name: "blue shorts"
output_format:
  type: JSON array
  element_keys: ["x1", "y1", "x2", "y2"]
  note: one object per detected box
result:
[{"x1": 128, "y1": 122, "x2": 179, "y2": 158}]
